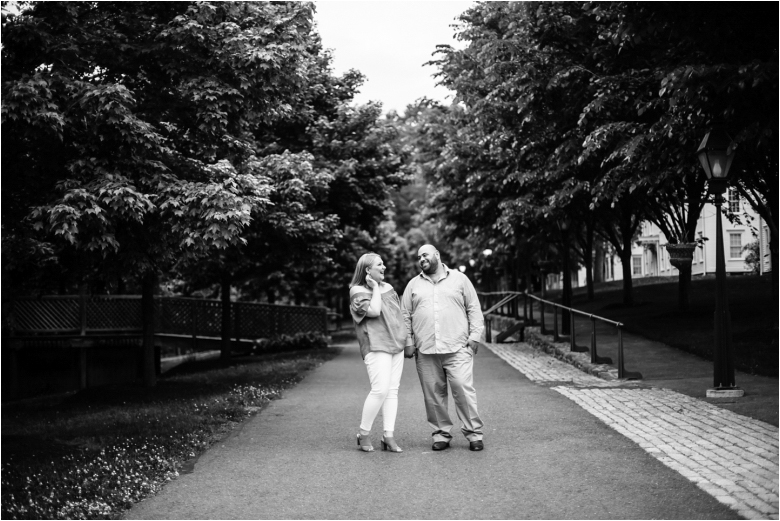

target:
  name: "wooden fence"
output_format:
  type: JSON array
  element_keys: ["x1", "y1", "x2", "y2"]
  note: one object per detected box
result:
[
  {"x1": 6, "y1": 295, "x2": 329, "y2": 340},
  {"x1": 3, "y1": 295, "x2": 332, "y2": 400}
]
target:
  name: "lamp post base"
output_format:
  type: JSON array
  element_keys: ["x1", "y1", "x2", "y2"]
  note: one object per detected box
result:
[{"x1": 706, "y1": 387, "x2": 744, "y2": 398}]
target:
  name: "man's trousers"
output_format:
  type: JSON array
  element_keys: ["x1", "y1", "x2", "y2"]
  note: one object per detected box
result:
[{"x1": 415, "y1": 346, "x2": 484, "y2": 442}]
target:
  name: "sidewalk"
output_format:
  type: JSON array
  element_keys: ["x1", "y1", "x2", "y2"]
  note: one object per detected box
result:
[
  {"x1": 505, "y1": 310, "x2": 778, "y2": 427},
  {"x1": 487, "y1": 318, "x2": 779, "y2": 520},
  {"x1": 124, "y1": 333, "x2": 745, "y2": 520},
  {"x1": 125, "y1": 328, "x2": 777, "y2": 519}
]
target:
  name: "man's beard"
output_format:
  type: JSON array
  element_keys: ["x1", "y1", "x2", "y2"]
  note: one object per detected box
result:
[{"x1": 422, "y1": 258, "x2": 438, "y2": 274}]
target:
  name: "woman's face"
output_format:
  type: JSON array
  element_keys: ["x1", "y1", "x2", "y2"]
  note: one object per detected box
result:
[{"x1": 366, "y1": 256, "x2": 386, "y2": 283}]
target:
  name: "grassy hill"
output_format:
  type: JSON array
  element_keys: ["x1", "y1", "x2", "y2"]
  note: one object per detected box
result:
[{"x1": 547, "y1": 273, "x2": 778, "y2": 377}]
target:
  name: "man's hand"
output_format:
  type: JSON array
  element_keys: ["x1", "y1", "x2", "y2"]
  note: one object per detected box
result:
[{"x1": 468, "y1": 339, "x2": 484, "y2": 355}]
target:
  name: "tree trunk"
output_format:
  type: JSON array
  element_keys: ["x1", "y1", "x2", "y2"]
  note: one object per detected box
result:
[
  {"x1": 141, "y1": 271, "x2": 157, "y2": 387},
  {"x1": 677, "y1": 265, "x2": 692, "y2": 311},
  {"x1": 508, "y1": 253, "x2": 519, "y2": 292},
  {"x1": 561, "y1": 229, "x2": 572, "y2": 335},
  {"x1": 221, "y1": 272, "x2": 232, "y2": 361},
  {"x1": 620, "y1": 247, "x2": 634, "y2": 306},
  {"x1": 585, "y1": 223, "x2": 595, "y2": 301},
  {"x1": 594, "y1": 241, "x2": 605, "y2": 284},
  {"x1": 340, "y1": 294, "x2": 348, "y2": 322}
]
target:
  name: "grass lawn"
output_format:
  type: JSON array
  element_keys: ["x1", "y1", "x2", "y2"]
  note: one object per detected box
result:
[
  {"x1": 1, "y1": 344, "x2": 340, "y2": 520},
  {"x1": 547, "y1": 273, "x2": 778, "y2": 377}
]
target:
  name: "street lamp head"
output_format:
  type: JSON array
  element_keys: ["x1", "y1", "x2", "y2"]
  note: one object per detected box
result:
[
  {"x1": 458, "y1": 265, "x2": 466, "y2": 273},
  {"x1": 696, "y1": 128, "x2": 736, "y2": 195},
  {"x1": 482, "y1": 248, "x2": 493, "y2": 257}
]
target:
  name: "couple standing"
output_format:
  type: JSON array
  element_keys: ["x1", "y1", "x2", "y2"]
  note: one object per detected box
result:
[{"x1": 349, "y1": 244, "x2": 485, "y2": 453}]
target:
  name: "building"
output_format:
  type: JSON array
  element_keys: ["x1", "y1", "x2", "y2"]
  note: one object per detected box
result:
[
  {"x1": 542, "y1": 189, "x2": 771, "y2": 291},
  {"x1": 632, "y1": 189, "x2": 771, "y2": 278}
]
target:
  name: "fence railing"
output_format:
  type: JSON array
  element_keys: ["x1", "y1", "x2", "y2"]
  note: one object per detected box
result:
[
  {"x1": 479, "y1": 291, "x2": 642, "y2": 380},
  {"x1": 5, "y1": 295, "x2": 328, "y2": 341}
]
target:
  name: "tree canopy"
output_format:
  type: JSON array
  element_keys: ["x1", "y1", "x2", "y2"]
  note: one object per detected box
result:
[
  {"x1": 413, "y1": 1, "x2": 778, "y2": 304},
  {"x1": 2, "y1": 1, "x2": 411, "y2": 305}
]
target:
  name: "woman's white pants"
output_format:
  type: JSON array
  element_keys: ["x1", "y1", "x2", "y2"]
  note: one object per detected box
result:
[{"x1": 360, "y1": 351, "x2": 404, "y2": 433}]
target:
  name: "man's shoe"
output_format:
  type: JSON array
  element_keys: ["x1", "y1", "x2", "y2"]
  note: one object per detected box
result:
[
  {"x1": 469, "y1": 440, "x2": 484, "y2": 451},
  {"x1": 432, "y1": 441, "x2": 450, "y2": 451}
]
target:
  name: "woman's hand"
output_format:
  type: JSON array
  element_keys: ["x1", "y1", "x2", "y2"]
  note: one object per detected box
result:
[{"x1": 364, "y1": 274, "x2": 382, "y2": 317}]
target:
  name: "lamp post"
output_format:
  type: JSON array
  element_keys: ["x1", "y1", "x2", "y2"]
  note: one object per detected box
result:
[
  {"x1": 558, "y1": 220, "x2": 572, "y2": 335},
  {"x1": 482, "y1": 248, "x2": 493, "y2": 292},
  {"x1": 696, "y1": 128, "x2": 743, "y2": 398}
]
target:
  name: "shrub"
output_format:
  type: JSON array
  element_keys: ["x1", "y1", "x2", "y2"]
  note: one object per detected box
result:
[
  {"x1": 250, "y1": 331, "x2": 328, "y2": 355},
  {"x1": 741, "y1": 240, "x2": 761, "y2": 274}
]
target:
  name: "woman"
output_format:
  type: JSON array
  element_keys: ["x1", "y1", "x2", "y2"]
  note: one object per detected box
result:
[{"x1": 349, "y1": 253, "x2": 408, "y2": 453}]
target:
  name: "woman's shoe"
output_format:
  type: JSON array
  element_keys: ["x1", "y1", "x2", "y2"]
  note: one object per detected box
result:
[
  {"x1": 357, "y1": 433, "x2": 374, "y2": 452},
  {"x1": 381, "y1": 436, "x2": 403, "y2": 453}
]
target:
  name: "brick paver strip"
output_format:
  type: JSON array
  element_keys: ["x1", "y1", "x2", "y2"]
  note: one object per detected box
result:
[
  {"x1": 488, "y1": 339, "x2": 624, "y2": 387},
  {"x1": 488, "y1": 342, "x2": 780, "y2": 520}
]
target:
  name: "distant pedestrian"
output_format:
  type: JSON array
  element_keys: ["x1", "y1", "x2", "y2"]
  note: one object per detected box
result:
[
  {"x1": 349, "y1": 252, "x2": 411, "y2": 453},
  {"x1": 401, "y1": 244, "x2": 486, "y2": 451}
]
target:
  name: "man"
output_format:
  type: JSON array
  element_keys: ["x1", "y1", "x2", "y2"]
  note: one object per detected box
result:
[{"x1": 401, "y1": 244, "x2": 485, "y2": 451}]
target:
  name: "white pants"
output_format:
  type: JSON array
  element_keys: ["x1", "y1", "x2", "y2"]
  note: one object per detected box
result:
[{"x1": 360, "y1": 351, "x2": 404, "y2": 433}]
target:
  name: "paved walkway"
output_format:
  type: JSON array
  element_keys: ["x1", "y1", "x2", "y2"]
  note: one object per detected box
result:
[
  {"x1": 489, "y1": 341, "x2": 779, "y2": 520},
  {"x1": 525, "y1": 308, "x2": 779, "y2": 426},
  {"x1": 122, "y1": 329, "x2": 777, "y2": 520}
]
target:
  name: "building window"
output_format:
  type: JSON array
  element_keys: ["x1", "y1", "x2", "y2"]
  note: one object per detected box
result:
[
  {"x1": 632, "y1": 256, "x2": 642, "y2": 276},
  {"x1": 729, "y1": 190, "x2": 740, "y2": 213},
  {"x1": 729, "y1": 233, "x2": 742, "y2": 259}
]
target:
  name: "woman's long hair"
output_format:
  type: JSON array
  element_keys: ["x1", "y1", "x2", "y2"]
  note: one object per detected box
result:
[{"x1": 349, "y1": 253, "x2": 380, "y2": 289}]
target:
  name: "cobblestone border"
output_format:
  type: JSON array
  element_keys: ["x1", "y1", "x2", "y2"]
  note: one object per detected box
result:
[
  {"x1": 555, "y1": 386, "x2": 779, "y2": 520},
  {"x1": 524, "y1": 328, "x2": 619, "y2": 380},
  {"x1": 486, "y1": 340, "x2": 780, "y2": 520}
]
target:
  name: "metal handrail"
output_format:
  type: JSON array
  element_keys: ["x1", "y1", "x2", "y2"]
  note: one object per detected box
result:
[
  {"x1": 479, "y1": 291, "x2": 641, "y2": 380},
  {"x1": 483, "y1": 293, "x2": 520, "y2": 316}
]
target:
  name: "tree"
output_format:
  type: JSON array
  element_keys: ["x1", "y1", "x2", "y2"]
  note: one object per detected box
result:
[
  {"x1": 423, "y1": 2, "x2": 777, "y2": 309},
  {"x1": 425, "y1": 3, "x2": 647, "y2": 304},
  {"x1": 639, "y1": 2, "x2": 779, "y2": 301},
  {"x1": 582, "y1": 2, "x2": 777, "y2": 306},
  {"x1": 2, "y1": 1, "x2": 318, "y2": 383}
]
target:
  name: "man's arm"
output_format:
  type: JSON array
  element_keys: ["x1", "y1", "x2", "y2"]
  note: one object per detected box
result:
[
  {"x1": 461, "y1": 274, "x2": 484, "y2": 343},
  {"x1": 400, "y1": 280, "x2": 416, "y2": 356}
]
